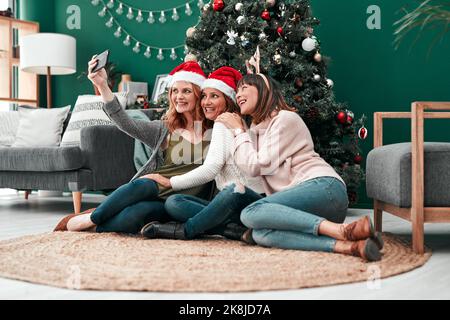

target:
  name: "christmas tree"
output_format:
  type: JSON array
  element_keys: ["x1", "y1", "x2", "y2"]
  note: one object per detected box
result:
[{"x1": 183, "y1": 0, "x2": 365, "y2": 204}]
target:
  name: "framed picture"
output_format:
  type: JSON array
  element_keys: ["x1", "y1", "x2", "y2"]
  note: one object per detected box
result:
[{"x1": 151, "y1": 74, "x2": 170, "y2": 103}]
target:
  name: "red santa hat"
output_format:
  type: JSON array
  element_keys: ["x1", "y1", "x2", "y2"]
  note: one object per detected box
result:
[
  {"x1": 167, "y1": 61, "x2": 206, "y2": 88},
  {"x1": 201, "y1": 66, "x2": 242, "y2": 102}
]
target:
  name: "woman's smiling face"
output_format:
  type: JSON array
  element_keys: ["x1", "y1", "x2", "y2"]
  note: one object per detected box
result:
[
  {"x1": 201, "y1": 88, "x2": 227, "y2": 120},
  {"x1": 170, "y1": 81, "x2": 197, "y2": 113},
  {"x1": 236, "y1": 83, "x2": 258, "y2": 115}
]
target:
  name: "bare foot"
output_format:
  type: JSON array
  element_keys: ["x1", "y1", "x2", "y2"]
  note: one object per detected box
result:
[{"x1": 67, "y1": 213, "x2": 95, "y2": 231}]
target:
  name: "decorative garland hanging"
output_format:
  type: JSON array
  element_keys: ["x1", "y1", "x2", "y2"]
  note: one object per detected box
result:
[
  {"x1": 91, "y1": 0, "x2": 204, "y2": 24},
  {"x1": 91, "y1": 0, "x2": 203, "y2": 60}
]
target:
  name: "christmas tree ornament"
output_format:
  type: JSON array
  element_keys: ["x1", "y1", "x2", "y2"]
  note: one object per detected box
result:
[
  {"x1": 235, "y1": 2, "x2": 243, "y2": 11},
  {"x1": 326, "y1": 79, "x2": 334, "y2": 88},
  {"x1": 273, "y1": 53, "x2": 282, "y2": 65},
  {"x1": 294, "y1": 95, "x2": 302, "y2": 103},
  {"x1": 133, "y1": 42, "x2": 141, "y2": 53},
  {"x1": 172, "y1": 8, "x2": 179, "y2": 21},
  {"x1": 289, "y1": 51, "x2": 296, "y2": 58},
  {"x1": 237, "y1": 15, "x2": 246, "y2": 25},
  {"x1": 157, "y1": 49, "x2": 164, "y2": 61},
  {"x1": 105, "y1": 17, "x2": 114, "y2": 28},
  {"x1": 295, "y1": 78, "x2": 303, "y2": 88},
  {"x1": 106, "y1": 0, "x2": 114, "y2": 9},
  {"x1": 186, "y1": 27, "x2": 196, "y2": 38},
  {"x1": 184, "y1": 53, "x2": 197, "y2": 62},
  {"x1": 302, "y1": 37, "x2": 317, "y2": 51},
  {"x1": 116, "y1": 3, "x2": 123, "y2": 15},
  {"x1": 144, "y1": 47, "x2": 151, "y2": 58},
  {"x1": 98, "y1": 7, "x2": 107, "y2": 17},
  {"x1": 114, "y1": 26, "x2": 122, "y2": 38},
  {"x1": 197, "y1": 0, "x2": 205, "y2": 9},
  {"x1": 159, "y1": 11, "x2": 167, "y2": 23},
  {"x1": 261, "y1": 9, "x2": 271, "y2": 21},
  {"x1": 213, "y1": 0, "x2": 225, "y2": 12},
  {"x1": 136, "y1": 10, "x2": 144, "y2": 23},
  {"x1": 123, "y1": 35, "x2": 131, "y2": 46},
  {"x1": 266, "y1": 0, "x2": 276, "y2": 7},
  {"x1": 346, "y1": 110, "x2": 354, "y2": 124},
  {"x1": 358, "y1": 126, "x2": 368, "y2": 140},
  {"x1": 170, "y1": 48, "x2": 178, "y2": 60},
  {"x1": 126, "y1": 8, "x2": 134, "y2": 20},
  {"x1": 313, "y1": 74, "x2": 321, "y2": 82},
  {"x1": 147, "y1": 12, "x2": 155, "y2": 24},
  {"x1": 277, "y1": 26, "x2": 284, "y2": 36},
  {"x1": 203, "y1": 3, "x2": 211, "y2": 11},
  {"x1": 91, "y1": 0, "x2": 100, "y2": 6},
  {"x1": 279, "y1": 3, "x2": 286, "y2": 17},
  {"x1": 185, "y1": 3, "x2": 193, "y2": 16},
  {"x1": 314, "y1": 52, "x2": 322, "y2": 62},
  {"x1": 258, "y1": 32, "x2": 267, "y2": 40},
  {"x1": 336, "y1": 111, "x2": 347, "y2": 124},
  {"x1": 354, "y1": 154, "x2": 363, "y2": 164},
  {"x1": 226, "y1": 30, "x2": 238, "y2": 45}
]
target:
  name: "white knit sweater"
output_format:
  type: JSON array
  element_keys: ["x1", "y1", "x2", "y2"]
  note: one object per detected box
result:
[{"x1": 170, "y1": 122, "x2": 264, "y2": 193}]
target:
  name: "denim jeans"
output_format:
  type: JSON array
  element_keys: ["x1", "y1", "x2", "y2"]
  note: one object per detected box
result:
[
  {"x1": 240, "y1": 177, "x2": 348, "y2": 252},
  {"x1": 165, "y1": 183, "x2": 263, "y2": 239},
  {"x1": 90, "y1": 178, "x2": 170, "y2": 234}
]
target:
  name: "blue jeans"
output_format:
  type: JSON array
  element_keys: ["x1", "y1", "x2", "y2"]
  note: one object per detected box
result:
[
  {"x1": 165, "y1": 183, "x2": 263, "y2": 239},
  {"x1": 91, "y1": 178, "x2": 170, "y2": 234},
  {"x1": 240, "y1": 177, "x2": 348, "y2": 252}
]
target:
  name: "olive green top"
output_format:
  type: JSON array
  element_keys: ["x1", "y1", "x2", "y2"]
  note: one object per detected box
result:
[{"x1": 154, "y1": 132, "x2": 210, "y2": 200}]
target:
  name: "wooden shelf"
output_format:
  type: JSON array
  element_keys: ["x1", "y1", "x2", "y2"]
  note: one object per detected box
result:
[{"x1": 0, "y1": 16, "x2": 39, "y2": 105}]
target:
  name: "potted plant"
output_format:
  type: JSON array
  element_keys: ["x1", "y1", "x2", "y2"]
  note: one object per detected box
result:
[
  {"x1": 77, "y1": 61, "x2": 123, "y2": 95},
  {"x1": 394, "y1": 0, "x2": 450, "y2": 53}
]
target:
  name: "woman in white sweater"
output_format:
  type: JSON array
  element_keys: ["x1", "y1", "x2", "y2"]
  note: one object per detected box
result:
[{"x1": 141, "y1": 67, "x2": 264, "y2": 240}]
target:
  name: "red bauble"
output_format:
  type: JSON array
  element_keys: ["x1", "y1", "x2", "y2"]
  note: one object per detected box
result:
[
  {"x1": 277, "y1": 26, "x2": 284, "y2": 35},
  {"x1": 261, "y1": 9, "x2": 271, "y2": 21},
  {"x1": 358, "y1": 126, "x2": 368, "y2": 139},
  {"x1": 336, "y1": 111, "x2": 347, "y2": 124},
  {"x1": 346, "y1": 114, "x2": 353, "y2": 124},
  {"x1": 354, "y1": 154, "x2": 363, "y2": 164},
  {"x1": 213, "y1": 0, "x2": 225, "y2": 11}
]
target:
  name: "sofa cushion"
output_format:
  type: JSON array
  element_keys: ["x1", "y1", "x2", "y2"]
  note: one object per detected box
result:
[
  {"x1": 0, "y1": 111, "x2": 20, "y2": 147},
  {"x1": 0, "y1": 146, "x2": 84, "y2": 172},
  {"x1": 366, "y1": 142, "x2": 450, "y2": 207},
  {"x1": 60, "y1": 92, "x2": 128, "y2": 147}
]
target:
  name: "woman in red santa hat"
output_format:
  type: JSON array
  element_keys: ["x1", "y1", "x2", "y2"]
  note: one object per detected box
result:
[
  {"x1": 55, "y1": 59, "x2": 214, "y2": 234},
  {"x1": 140, "y1": 66, "x2": 265, "y2": 241}
]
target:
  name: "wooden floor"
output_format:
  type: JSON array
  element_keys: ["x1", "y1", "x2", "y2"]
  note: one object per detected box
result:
[{"x1": 1, "y1": 189, "x2": 450, "y2": 300}]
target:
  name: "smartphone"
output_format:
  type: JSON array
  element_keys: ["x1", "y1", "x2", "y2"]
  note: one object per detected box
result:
[{"x1": 91, "y1": 49, "x2": 109, "y2": 73}]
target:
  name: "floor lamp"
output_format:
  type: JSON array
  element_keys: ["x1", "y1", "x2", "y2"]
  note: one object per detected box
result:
[
  {"x1": 18, "y1": 33, "x2": 76, "y2": 199},
  {"x1": 19, "y1": 33, "x2": 76, "y2": 108}
]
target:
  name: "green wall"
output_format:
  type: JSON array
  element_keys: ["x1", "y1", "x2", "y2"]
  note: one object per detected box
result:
[{"x1": 19, "y1": 0, "x2": 450, "y2": 208}]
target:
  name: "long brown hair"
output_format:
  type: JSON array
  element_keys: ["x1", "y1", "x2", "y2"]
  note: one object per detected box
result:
[
  {"x1": 163, "y1": 83, "x2": 213, "y2": 133},
  {"x1": 237, "y1": 74, "x2": 294, "y2": 125}
]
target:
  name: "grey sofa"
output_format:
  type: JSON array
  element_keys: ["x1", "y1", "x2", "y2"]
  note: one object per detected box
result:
[
  {"x1": 0, "y1": 109, "x2": 158, "y2": 213},
  {"x1": 366, "y1": 102, "x2": 450, "y2": 254}
]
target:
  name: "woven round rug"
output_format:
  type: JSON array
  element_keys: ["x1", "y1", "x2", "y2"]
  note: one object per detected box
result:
[{"x1": 0, "y1": 232, "x2": 431, "y2": 292}]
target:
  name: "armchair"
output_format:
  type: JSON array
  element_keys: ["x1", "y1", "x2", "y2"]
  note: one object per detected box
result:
[{"x1": 366, "y1": 102, "x2": 450, "y2": 254}]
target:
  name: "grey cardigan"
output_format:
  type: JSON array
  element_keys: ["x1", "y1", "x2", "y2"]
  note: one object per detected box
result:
[{"x1": 103, "y1": 96, "x2": 168, "y2": 181}]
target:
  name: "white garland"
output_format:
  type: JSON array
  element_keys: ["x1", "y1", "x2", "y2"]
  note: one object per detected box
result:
[{"x1": 92, "y1": 0, "x2": 203, "y2": 60}]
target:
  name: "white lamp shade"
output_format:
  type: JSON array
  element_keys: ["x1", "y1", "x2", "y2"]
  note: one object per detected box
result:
[{"x1": 19, "y1": 33, "x2": 76, "y2": 75}]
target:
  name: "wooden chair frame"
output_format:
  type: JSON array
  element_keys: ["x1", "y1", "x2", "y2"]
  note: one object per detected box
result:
[{"x1": 373, "y1": 102, "x2": 450, "y2": 254}]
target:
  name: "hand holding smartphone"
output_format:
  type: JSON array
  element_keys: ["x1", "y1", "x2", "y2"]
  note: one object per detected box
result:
[{"x1": 91, "y1": 49, "x2": 109, "y2": 73}]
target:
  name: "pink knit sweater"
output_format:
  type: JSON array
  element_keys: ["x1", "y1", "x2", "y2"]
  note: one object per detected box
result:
[{"x1": 232, "y1": 110, "x2": 345, "y2": 195}]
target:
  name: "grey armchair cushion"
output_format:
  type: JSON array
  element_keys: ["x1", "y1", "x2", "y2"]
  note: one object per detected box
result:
[
  {"x1": 0, "y1": 146, "x2": 83, "y2": 172},
  {"x1": 366, "y1": 142, "x2": 450, "y2": 207}
]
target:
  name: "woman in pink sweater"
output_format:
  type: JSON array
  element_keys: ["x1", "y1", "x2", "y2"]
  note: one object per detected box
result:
[{"x1": 217, "y1": 74, "x2": 383, "y2": 261}]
